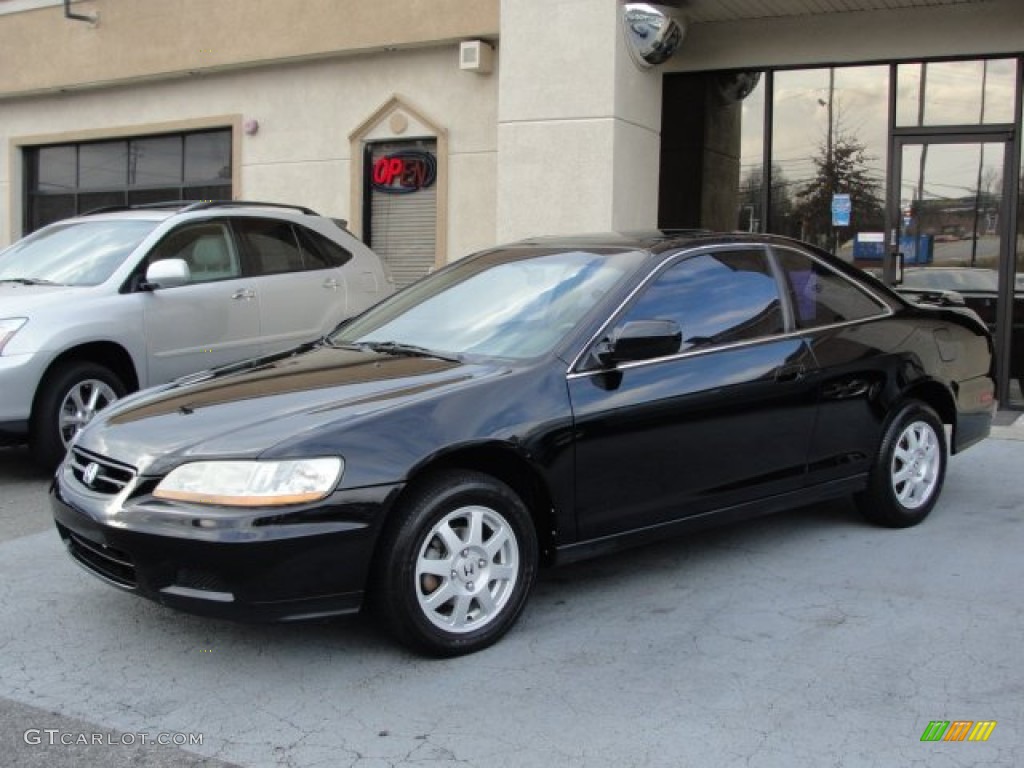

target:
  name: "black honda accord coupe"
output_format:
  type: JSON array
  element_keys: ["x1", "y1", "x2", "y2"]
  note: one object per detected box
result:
[{"x1": 52, "y1": 231, "x2": 994, "y2": 656}]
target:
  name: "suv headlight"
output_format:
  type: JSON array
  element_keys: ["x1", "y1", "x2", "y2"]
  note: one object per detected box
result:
[
  {"x1": 0, "y1": 318, "x2": 27, "y2": 354},
  {"x1": 153, "y1": 458, "x2": 344, "y2": 507}
]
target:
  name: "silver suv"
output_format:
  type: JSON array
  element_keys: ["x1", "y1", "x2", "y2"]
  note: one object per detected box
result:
[{"x1": 0, "y1": 201, "x2": 393, "y2": 467}]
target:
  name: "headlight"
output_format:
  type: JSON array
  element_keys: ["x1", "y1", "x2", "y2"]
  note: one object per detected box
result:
[
  {"x1": 153, "y1": 458, "x2": 344, "y2": 507},
  {"x1": 0, "y1": 318, "x2": 27, "y2": 354}
]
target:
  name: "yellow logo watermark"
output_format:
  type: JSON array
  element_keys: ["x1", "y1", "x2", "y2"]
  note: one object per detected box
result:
[{"x1": 920, "y1": 721, "x2": 996, "y2": 742}]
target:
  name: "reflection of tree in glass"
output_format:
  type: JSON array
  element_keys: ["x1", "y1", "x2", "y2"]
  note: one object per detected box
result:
[
  {"x1": 739, "y1": 164, "x2": 793, "y2": 232},
  {"x1": 792, "y1": 130, "x2": 884, "y2": 250}
]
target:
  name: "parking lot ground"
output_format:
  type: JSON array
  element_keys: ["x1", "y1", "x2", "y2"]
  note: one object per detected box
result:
[{"x1": 1, "y1": 423, "x2": 1023, "y2": 767}]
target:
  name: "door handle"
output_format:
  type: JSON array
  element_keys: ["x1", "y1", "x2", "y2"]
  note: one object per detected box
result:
[
  {"x1": 774, "y1": 363, "x2": 805, "y2": 383},
  {"x1": 232, "y1": 288, "x2": 255, "y2": 300},
  {"x1": 322, "y1": 278, "x2": 340, "y2": 290}
]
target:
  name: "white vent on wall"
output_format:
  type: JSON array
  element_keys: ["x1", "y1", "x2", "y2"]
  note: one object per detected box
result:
[{"x1": 459, "y1": 40, "x2": 494, "y2": 74}]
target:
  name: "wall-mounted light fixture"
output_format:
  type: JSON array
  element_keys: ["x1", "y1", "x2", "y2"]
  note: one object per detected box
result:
[
  {"x1": 621, "y1": 3, "x2": 685, "y2": 70},
  {"x1": 243, "y1": 119, "x2": 260, "y2": 136},
  {"x1": 459, "y1": 40, "x2": 494, "y2": 75}
]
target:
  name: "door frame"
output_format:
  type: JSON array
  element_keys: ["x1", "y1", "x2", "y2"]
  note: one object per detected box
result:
[{"x1": 887, "y1": 127, "x2": 1019, "y2": 405}]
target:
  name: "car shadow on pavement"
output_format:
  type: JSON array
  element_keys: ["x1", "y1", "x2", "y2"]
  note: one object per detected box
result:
[{"x1": 0, "y1": 445, "x2": 53, "y2": 483}]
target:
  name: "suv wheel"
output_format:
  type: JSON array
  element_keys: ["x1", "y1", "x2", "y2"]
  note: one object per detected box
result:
[{"x1": 31, "y1": 361, "x2": 125, "y2": 469}]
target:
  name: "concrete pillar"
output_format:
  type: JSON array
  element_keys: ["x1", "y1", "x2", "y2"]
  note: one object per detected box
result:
[{"x1": 495, "y1": 0, "x2": 663, "y2": 242}]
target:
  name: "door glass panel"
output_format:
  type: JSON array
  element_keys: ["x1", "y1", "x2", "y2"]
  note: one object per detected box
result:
[{"x1": 897, "y1": 140, "x2": 1009, "y2": 398}]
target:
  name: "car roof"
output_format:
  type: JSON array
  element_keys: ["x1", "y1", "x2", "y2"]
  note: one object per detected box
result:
[{"x1": 507, "y1": 230, "x2": 820, "y2": 255}]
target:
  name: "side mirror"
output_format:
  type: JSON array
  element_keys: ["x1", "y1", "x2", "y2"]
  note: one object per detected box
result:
[
  {"x1": 142, "y1": 259, "x2": 190, "y2": 290},
  {"x1": 597, "y1": 319, "x2": 682, "y2": 366}
]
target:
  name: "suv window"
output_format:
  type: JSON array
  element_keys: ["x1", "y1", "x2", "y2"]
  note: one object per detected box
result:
[
  {"x1": 234, "y1": 219, "x2": 305, "y2": 275},
  {"x1": 775, "y1": 248, "x2": 886, "y2": 328},
  {"x1": 619, "y1": 248, "x2": 784, "y2": 352},
  {"x1": 294, "y1": 225, "x2": 353, "y2": 269},
  {"x1": 147, "y1": 222, "x2": 240, "y2": 284},
  {"x1": 233, "y1": 219, "x2": 352, "y2": 274}
]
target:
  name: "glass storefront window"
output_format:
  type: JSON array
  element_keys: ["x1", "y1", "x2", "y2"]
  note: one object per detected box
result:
[
  {"x1": 1013, "y1": 149, "x2": 1024, "y2": 406},
  {"x1": 130, "y1": 136, "x2": 183, "y2": 187},
  {"x1": 771, "y1": 65, "x2": 888, "y2": 256},
  {"x1": 36, "y1": 146, "x2": 76, "y2": 193},
  {"x1": 897, "y1": 59, "x2": 1017, "y2": 127},
  {"x1": 25, "y1": 129, "x2": 232, "y2": 232},
  {"x1": 736, "y1": 73, "x2": 765, "y2": 232},
  {"x1": 185, "y1": 131, "x2": 232, "y2": 183},
  {"x1": 79, "y1": 141, "x2": 128, "y2": 189}
]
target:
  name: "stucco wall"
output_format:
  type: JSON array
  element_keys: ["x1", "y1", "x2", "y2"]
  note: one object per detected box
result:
[
  {"x1": 1, "y1": 45, "x2": 498, "y2": 260},
  {"x1": 0, "y1": 0, "x2": 498, "y2": 97}
]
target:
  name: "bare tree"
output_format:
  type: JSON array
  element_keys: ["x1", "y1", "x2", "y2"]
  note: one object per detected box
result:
[{"x1": 792, "y1": 132, "x2": 884, "y2": 250}]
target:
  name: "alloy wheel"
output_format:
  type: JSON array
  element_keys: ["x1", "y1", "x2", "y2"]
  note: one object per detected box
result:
[
  {"x1": 414, "y1": 504, "x2": 520, "y2": 633},
  {"x1": 889, "y1": 419, "x2": 941, "y2": 510}
]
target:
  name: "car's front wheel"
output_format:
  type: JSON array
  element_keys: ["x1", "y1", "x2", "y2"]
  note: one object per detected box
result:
[
  {"x1": 857, "y1": 400, "x2": 947, "y2": 528},
  {"x1": 30, "y1": 361, "x2": 125, "y2": 470},
  {"x1": 374, "y1": 470, "x2": 538, "y2": 656}
]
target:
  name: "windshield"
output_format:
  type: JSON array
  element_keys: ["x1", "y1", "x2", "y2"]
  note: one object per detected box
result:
[
  {"x1": 331, "y1": 247, "x2": 647, "y2": 360},
  {"x1": 0, "y1": 219, "x2": 158, "y2": 286}
]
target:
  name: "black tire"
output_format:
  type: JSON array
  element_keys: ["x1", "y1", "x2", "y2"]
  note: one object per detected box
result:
[
  {"x1": 30, "y1": 361, "x2": 126, "y2": 470},
  {"x1": 857, "y1": 400, "x2": 947, "y2": 528},
  {"x1": 373, "y1": 470, "x2": 538, "y2": 657}
]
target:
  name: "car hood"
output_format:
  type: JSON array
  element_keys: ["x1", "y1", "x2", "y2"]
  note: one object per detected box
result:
[
  {"x1": 76, "y1": 346, "x2": 510, "y2": 474},
  {"x1": 0, "y1": 283, "x2": 93, "y2": 311}
]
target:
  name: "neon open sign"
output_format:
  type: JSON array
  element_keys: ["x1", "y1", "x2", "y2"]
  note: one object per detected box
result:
[{"x1": 371, "y1": 150, "x2": 437, "y2": 194}]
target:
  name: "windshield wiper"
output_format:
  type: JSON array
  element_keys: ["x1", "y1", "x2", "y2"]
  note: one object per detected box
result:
[
  {"x1": 0, "y1": 277, "x2": 59, "y2": 285},
  {"x1": 331, "y1": 340, "x2": 461, "y2": 362}
]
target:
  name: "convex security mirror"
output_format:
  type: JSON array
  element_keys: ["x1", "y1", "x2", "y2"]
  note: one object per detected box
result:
[{"x1": 622, "y1": 3, "x2": 686, "y2": 69}]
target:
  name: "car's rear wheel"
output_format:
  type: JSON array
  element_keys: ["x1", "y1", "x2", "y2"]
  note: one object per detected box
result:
[
  {"x1": 857, "y1": 400, "x2": 946, "y2": 528},
  {"x1": 30, "y1": 361, "x2": 125, "y2": 469},
  {"x1": 374, "y1": 470, "x2": 538, "y2": 656}
]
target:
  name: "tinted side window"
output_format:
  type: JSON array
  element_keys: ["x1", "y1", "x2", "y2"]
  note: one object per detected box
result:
[
  {"x1": 294, "y1": 226, "x2": 354, "y2": 269},
  {"x1": 775, "y1": 249, "x2": 886, "y2": 328},
  {"x1": 147, "y1": 222, "x2": 240, "y2": 284},
  {"x1": 235, "y1": 219, "x2": 305, "y2": 275},
  {"x1": 619, "y1": 249, "x2": 784, "y2": 352}
]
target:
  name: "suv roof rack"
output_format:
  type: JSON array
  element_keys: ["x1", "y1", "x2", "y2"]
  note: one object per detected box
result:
[
  {"x1": 82, "y1": 200, "x2": 321, "y2": 217},
  {"x1": 181, "y1": 200, "x2": 320, "y2": 215},
  {"x1": 83, "y1": 201, "x2": 197, "y2": 215}
]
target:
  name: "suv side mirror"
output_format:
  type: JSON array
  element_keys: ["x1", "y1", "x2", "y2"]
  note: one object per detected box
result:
[
  {"x1": 596, "y1": 319, "x2": 682, "y2": 366},
  {"x1": 142, "y1": 259, "x2": 190, "y2": 290}
]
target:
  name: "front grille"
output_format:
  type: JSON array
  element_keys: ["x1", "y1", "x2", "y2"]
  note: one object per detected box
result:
[
  {"x1": 58, "y1": 523, "x2": 137, "y2": 588},
  {"x1": 69, "y1": 448, "x2": 136, "y2": 495}
]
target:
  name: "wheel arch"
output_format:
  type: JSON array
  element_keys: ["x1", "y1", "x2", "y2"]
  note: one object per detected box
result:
[
  {"x1": 390, "y1": 442, "x2": 559, "y2": 566},
  {"x1": 32, "y1": 342, "x2": 141, "y2": 416},
  {"x1": 896, "y1": 378, "x2": 958, "y2": 448}
]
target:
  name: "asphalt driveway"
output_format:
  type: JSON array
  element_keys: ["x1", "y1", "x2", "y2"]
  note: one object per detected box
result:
[{"x1": 1, "y1": 427, "x2": 1022, "y2": 767}]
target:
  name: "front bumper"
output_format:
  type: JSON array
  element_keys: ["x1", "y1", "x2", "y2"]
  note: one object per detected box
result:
[
  {"x1": 0, "y1": 351, "x2": 45, "y2": 437},
  {"x1": 51, "y1": 464, "x2": 401, "y2": 622}
]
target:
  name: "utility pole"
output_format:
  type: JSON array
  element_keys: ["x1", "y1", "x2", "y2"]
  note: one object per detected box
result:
[
  {"x1": 828, "y1": 67, "x2": 836, "y2": 255},
  {"x1": 970, "y1": 59, "x2": 988, "y2": 267}
]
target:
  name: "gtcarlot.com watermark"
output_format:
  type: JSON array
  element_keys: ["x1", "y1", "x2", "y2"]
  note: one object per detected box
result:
[{"x1": 24, "y1": 729, "x2": 203, "y2": 747}]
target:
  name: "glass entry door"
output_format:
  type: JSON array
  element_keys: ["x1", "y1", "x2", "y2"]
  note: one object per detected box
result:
[{"x1": 892, "y1": 135, "x2": 1020, "y2": 405}]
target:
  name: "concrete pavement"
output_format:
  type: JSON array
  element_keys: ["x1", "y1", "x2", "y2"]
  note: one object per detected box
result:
[{"x1": 1, "y1": 423, "x2": 1022, "y2": 767}]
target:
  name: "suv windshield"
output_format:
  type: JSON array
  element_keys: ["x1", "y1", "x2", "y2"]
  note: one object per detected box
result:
[
  {"x1": 0, "y1": 219, "x2": 158, "y2": 286},
  {"x1": 331, "y1": 247, "x2": 646, "y2": 359}
]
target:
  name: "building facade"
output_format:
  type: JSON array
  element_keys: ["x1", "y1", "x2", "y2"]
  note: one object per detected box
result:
[{"x1": 1, "y1": 0, "x2": 1022, "y2": 402}]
